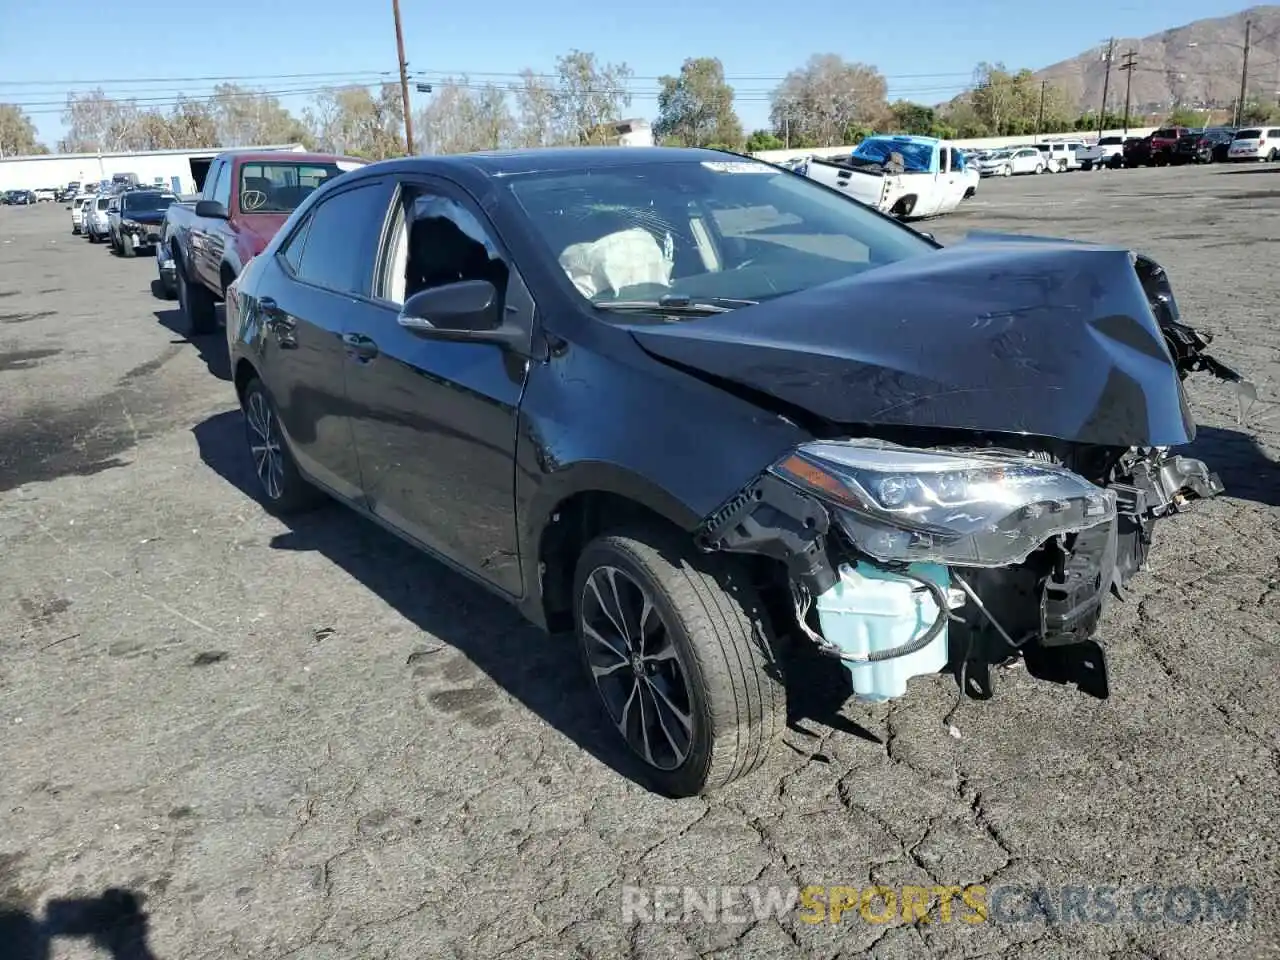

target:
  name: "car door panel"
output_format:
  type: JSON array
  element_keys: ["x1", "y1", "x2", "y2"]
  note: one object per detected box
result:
[
  {"x1": 256, "y1": 178, "x2": 392, "y2": 502},
  {"x1": 343, "y1": 181, "x2": 531, "y2": 596}
]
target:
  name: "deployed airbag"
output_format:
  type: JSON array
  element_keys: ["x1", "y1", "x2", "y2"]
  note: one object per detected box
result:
[{"x1": 559, "y1": 228, "x2": 673, "y2": 298}]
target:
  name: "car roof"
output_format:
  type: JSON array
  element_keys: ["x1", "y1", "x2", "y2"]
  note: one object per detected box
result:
[
  {"x1": 224, "y1": 150, "x2": 366, "y2": 165},
  {"x1": 349, "y1": 146, "x2": 768, "y2": 181},
  {"x1": 861, "y1": 134, "x2": 940, "y2": 146}
]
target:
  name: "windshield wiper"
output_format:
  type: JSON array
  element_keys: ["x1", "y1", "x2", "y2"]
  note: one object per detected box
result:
[{"x1": 595, "y1": 294, "x2": 757, "y2": 316}]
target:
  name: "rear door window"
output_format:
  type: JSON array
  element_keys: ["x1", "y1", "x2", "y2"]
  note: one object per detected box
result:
[
  {"x1": 1236, "y1": 129, "x2": 1262, "y2": 139},
  {"x1": 293, "y1": 182, "x2": 388, "y2": 297}
]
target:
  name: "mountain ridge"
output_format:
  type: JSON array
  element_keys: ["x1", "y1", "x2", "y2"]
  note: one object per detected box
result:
[{"x1": 1032, "y1": 5, "x2": 1280, "y2": 115}]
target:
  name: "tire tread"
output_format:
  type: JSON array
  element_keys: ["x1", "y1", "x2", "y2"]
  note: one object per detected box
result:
[{"x1": 579, "y1": 529, "x2": 785, "y2": 795}]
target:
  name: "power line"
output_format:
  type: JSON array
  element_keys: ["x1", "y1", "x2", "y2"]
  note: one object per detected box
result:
[
  {"x1": 0, "y1": 70, "x2": 398, "y2": 88},
  {"x1": 1098, "y1": 38, "x2": 1116, "y2": 137},
  {"x1": 1118, "y1": 49, "x2": 1138, "y2": 134},
  {"x1": 392, "y1": 0, "x2": 415, "y2": 154},
  {"x1": 1236, "y1": 19, "x2": 1252, "y2": 127}
]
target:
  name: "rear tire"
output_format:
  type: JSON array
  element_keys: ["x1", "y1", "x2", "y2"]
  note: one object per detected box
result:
[
  {"x1": 177, "y1": 262, "x2": 217, "y2": 336},
  {"x1": 573, "y1": 527, "x2": 786, "y2": 797},
  {"x1": 241, "y1": 377, "x2": 326, "y2": 516}
]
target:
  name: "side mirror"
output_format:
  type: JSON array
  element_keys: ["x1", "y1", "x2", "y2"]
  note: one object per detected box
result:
[
  {"x1": 398, "y1": 280, "x2": 501, "y2": 334},
  {"x1": 195, "y1": 199, "x2": 228, "y2": 219}
]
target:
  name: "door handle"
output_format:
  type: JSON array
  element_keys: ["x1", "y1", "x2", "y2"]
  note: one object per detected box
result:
[{"x1": 343, "y1": 332, "x2": 379, "y2": 362}]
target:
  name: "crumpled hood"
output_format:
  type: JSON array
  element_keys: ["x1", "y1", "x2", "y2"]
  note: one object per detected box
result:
[{"x1": 630, "y1": 240, "x2": 1199, "y2": 447}]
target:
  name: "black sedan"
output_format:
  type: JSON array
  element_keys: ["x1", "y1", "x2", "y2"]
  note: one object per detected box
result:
[
  {"x1": 3, "y1": 189, "x2": 36, "y2": 205},
  {"x1": 221, "y1": 147, "x2": 1242, "y2": 796},
  {"x1": 1172, "y1": 127, "x2": 1234, "y2": 164}
]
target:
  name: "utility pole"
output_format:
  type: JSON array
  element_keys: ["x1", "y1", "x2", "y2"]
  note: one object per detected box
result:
[
  {"x1": 1235, "y1": 20, "x2": 1252, "y2": 128},
  {"x1": 1036, "y1": 80, "x2": 1047, "y2": 139},
  {"x1": 1118, "y1": 50, "x2": 1138, "y2": 135},
  {"x1": 1098, "y1": 38, "x2": 1116, "y2": 137},
  {"x1": 392, "y1": 0, "x2": 415, "y2": 155}
]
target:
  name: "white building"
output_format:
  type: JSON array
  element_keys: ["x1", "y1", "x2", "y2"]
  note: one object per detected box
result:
[
  {"x1": 587, "y1": 119, "x2": 654, "y2": 147},
  {"x1": 0, "y1": 143, "x2": 308, "y2": 195}
]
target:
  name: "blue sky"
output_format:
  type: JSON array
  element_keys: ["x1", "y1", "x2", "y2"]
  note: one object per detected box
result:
[{"x1": 0, "y1": 0, "x2": 1255, "y2": 146}]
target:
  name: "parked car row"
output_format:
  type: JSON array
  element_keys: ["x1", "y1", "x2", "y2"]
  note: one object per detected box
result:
[
  {"x1": 965, "y1": 125, "x2": 1280, "y2": 177},
  {"x1": 68, "y1": 183, "x2": 178, "y2": 258}
]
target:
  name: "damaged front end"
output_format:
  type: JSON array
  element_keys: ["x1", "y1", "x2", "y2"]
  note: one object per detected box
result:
[
  {"x1": 694, "y1": 253, "x2": 1242, "y2": 704},
  {"x1": 698, "y1": 439, "x2": 1222, "y2": 702}
]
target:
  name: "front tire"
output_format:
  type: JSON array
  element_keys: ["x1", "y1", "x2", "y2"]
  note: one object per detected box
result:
[
  {"x1": 177, "y1": 263, "x2": 217, "y2": 336},
  {"x1": 573, "y1": 528, "x2": 786, "y2": 797},
  {"x1": 121, "y1": 233, "x2": 135, "y2": 258},
  {"x1": 241, "y1": 378, "x2": 325, "y2": 516}
]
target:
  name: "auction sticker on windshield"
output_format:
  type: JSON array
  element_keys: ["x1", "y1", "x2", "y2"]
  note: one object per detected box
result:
[{"x1": 700, "y1": 161, "x2": 773, "y2": 173}]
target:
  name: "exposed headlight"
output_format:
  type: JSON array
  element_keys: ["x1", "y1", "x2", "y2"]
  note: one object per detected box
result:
[{"x1": 770, "y1": 440, "x2": 1115, "y2": 567}]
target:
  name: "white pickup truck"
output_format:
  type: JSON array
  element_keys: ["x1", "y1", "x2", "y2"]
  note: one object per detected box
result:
[{"x1": 796, "y1": 135, "x2": 977, "y2": 219}]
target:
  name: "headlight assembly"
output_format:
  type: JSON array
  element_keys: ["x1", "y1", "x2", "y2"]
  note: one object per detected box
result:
[{"x1": 770, "y1": 439, "x2": 1115, "y2": 567}]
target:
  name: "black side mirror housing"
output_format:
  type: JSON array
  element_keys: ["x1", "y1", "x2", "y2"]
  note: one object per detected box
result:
[
  {"x1": 398, "y1": 280, "x2": 501, "y2": 334},
  {"x1": 195, "y1": 199, "x2": 228, "y2": 219}
]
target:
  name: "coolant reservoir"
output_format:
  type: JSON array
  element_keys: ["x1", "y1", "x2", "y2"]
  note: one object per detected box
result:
[{"x1": 814, "y1": 562, "x2": 961, "y2": 702}]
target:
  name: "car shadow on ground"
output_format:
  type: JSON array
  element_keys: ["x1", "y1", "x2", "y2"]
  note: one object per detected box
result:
[
  {"x1": 192, "y1": 409, "x2": 881, "y2": 790},
  {"x1": 1187, "y1": 424, "x2": 1280, "y2": 507},
  {"x1": 1218, "y1": 165, "x2": 1280, "y2": 175},
  {"x1": 153, "y1": 307, "x2": 229, "y2": 382},
  {"x1": 0, "y1": 889, "x2": 158, "y2": 960}
]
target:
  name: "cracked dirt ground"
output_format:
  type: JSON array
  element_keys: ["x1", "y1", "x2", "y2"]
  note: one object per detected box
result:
[{"x1": 1, "y1": 166, "x2": 1279, "y2": 960}]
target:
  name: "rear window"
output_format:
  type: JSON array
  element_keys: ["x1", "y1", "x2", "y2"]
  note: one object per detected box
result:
[
  {"x1": 1269, "y1": 129, "x2": 1280, "y2": 138},
  {"x1": 1099, "y1": 137, "x2": 1123, "y2": 145},
  {"x1": 1154, "y1": 129, "x2": 1176, "y2": 139},
  {"x1": 239, "y1": 160, "x2": 362, "y2": 214},
  {"x1": 1236, "y1": 129, "x2": 1262, "y2": 139}
]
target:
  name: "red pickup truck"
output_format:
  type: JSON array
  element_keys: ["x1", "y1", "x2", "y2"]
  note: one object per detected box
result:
[
  {"x1": 162, "y1": 150, "x2": 366, "y2": 335},
  {"x1": 1147, "y1": 126, "x2": 1192, "y2": 166}
]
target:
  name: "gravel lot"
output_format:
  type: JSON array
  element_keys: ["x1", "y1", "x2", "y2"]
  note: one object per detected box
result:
[{"x1": 1, "y1": 166, "x2": 1278, "y2": 960}]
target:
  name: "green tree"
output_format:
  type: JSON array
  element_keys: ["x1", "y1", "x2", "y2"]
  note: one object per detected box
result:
[
  {"x1": 208, "y1": 83, "x2": 311, "y2": 147},
  {"x1": 1166, "y1": 106, "x2": 1205, "y2": 127},
  {"x1": 769, "y1": 54, "x2": 888, "y2": 146},
  {"x1": 887, "y1": 101, "x2": 938, "y2": 136},
  {"x1": 509, "y1": 69, "x2": 566, "y2": 148},
  {"x1": 306, "y1": 83, "x2": 405, "y2": 159},
  {"x1": 415, "y1": 78, "x2": 515, "y2": 154},
  {"x1": 0, "y1": 104, "x2": 46, "y2": 156},
  {"x1": 1072, "y1": 109, "x2": 1127, "y2": 132},
  {"x1": 967, "y1": 65, "x2": 1073, "y2": 136},
  {"x1": 548, "y1": 49, "x2": 634, "y2": 146},
  {"x1": 745, "y1": 129, "x2": 784, "y2": 151},
  {"x1": 654, "y1": 57, "x2": 743, "y2": 149},
  {"x1": 1239, "y1": 101, "x2": 1280, "y2": 125}
]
